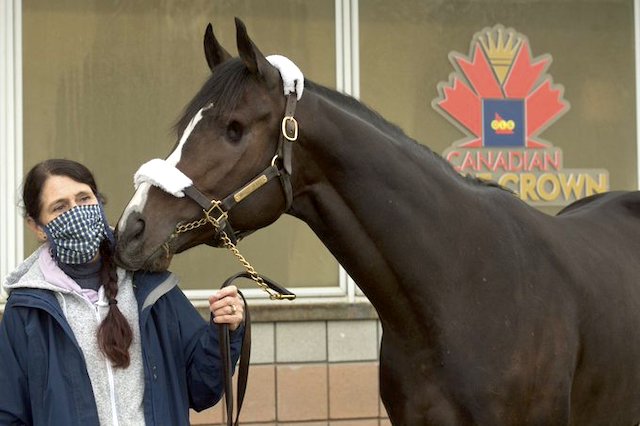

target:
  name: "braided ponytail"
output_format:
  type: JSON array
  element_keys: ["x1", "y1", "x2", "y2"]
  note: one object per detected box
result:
[{"x1": 97, "y1": 239, "x2": 133, "y2": 368}]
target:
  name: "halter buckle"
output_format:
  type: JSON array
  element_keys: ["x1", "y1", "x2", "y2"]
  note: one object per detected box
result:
[
  {"x1": 203, "y1": 200, "x2": 228, "y2": 229},
  {"x1": 281, "y1": 116, "x2": 298, "y2": 141}
]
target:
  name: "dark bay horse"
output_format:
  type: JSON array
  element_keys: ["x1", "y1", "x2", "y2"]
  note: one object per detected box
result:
[{"x1": 115, "y1": 18, "x2": 640, "y2": 425}]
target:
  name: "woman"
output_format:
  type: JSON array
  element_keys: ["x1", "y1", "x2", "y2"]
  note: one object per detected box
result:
[{"x1": 0, "y1": 159, "x2": 245, "y2": 425}]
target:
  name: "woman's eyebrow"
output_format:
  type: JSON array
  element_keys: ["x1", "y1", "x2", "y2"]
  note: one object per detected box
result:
[
  {"x1": 75, "y1": 190, "x2": 94, "y2": 198},
  {"x1": 45, "y1": 191, "x2": 94, "y2": 211},
  {"x1": 46, "y1": 197, "x2": 69, "y2": 210}
]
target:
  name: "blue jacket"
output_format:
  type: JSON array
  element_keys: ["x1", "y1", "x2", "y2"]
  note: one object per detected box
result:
[{"x1": 0, "y1": 270, "x2": 243, "y2": 425}]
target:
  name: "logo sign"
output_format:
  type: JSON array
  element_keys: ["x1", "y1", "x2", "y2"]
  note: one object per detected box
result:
[{"x1": 432, "y1": 25, "x2": 609, "y2": 205}]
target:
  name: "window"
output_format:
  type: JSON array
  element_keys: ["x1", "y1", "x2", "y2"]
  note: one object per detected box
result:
[
  {"x1": 359, "y1": 0, "x2": 637, "y2": 216},
  {"x1": 19, "y1": 0, "x2": 345, "y2": 299}
]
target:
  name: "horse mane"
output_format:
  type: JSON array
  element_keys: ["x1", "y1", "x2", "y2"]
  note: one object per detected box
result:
[
  {"x1": 305, "y1": 80, "x2": 413, "y2": 147},
  {"x1": 556, "y1": 192, "x2": 610, "y2": 215},
  {"x1": 305, "y1": 81, "x2": 512, "y2": 193},
  {"x1": 173, "y1": 60, "x2": 511, "y2": 193},
  {"x1": 556, "y1": 191, "x2": 640, "y2": 216}
]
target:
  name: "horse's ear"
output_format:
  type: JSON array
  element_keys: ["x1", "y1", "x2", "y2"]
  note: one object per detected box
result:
[
  {"x1": 203, "y1": 23, "x2": 232, "y2": 72},
  {"x1": 234, "y1": 17, "x2": 281, "y2": 89}
]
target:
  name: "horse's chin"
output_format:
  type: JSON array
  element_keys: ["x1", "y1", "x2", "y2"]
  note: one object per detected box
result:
[
  {"x1": 184, "y1": 230, "x2": 252, "y2": 250},
  {"x1": 141, "y1": 252, "x2": 174, "y2": 272},
  {"x1": 114, "y1": 244, "x2": 174, "y2": 272},
  {"x1": 202, "y1": 237, "x2": 227, "y2": 249}
]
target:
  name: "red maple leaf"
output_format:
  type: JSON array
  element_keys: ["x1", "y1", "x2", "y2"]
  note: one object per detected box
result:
[
  {"x1": 438, "y1": 77, "x2": 482, "y2": 146},
  {"x1": 434, "y1": 36, "x2": 569, "y2": 149}
]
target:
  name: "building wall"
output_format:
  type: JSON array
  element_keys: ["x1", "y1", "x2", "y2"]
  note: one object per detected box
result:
[
  {"x1": 188, "y1": 311, "x2": 389, "y2": 425},
  {"x1": 2, "y1": 2, "x2": 640, "y2": 425}
]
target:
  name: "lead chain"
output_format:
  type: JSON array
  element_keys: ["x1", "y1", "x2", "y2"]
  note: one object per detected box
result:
[
  {"x1": 174, "y1": 204, "x2": 293, "y2": 300},
  {"x1": 218, "y1": 230, "x2": 290, "y2": 300},
  {"x1": 175, "y1": 217, "x2": 209, "y2": 233}
]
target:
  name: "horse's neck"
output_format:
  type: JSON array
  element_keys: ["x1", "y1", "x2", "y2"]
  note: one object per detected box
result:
[{"x1": 291, "y1": 89, "x2": 476, "y2": 331}]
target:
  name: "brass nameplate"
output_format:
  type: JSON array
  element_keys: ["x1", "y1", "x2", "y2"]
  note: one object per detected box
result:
[{"x1": 234, "y1": 175, "x2": 268, "y2": 202}]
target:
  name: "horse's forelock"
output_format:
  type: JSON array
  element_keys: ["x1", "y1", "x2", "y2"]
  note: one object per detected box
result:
[{"x1": 174, "y1": 59, "x2": 252, "y2": 137}]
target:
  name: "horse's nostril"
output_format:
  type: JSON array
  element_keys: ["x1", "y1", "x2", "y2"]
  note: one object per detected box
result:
[
  {"x1": 120, "y1": 212, "x2": 146, "y2": 243},
  {"x1": 131, "y1": 216, "x2": 146, "y2": 240}
]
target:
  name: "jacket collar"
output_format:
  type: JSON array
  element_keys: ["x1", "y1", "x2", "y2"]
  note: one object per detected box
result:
[{"x1": 132, "y1": 270, "x2": 178, "y2": 313}]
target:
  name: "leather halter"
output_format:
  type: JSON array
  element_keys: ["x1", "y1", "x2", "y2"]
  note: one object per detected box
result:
[{"x1": 173, "y1": 93, "x2": 298, "y2": 246}]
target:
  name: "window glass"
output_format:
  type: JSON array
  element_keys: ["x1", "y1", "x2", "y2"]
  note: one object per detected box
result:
[
  {"x1": 360, "y1": 0, "x2": 636, "y2": 216},
  {"x1": 22, "y1": 0, "x2": 338, "y2": 290}
]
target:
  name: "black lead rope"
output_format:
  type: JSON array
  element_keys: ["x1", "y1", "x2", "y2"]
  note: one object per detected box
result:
[{"x1": 216, "y1": 272, "x2": 296, "y2": 426}]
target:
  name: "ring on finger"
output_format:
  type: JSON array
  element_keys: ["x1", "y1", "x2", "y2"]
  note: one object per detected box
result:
[{"x1": 231, "y1": 304, "x2": 237, "y2": 315}]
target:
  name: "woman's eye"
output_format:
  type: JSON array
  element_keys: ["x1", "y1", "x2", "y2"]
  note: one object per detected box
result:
[{"x1": 226, "y1": 121, "x2": 243, "y2": 142}]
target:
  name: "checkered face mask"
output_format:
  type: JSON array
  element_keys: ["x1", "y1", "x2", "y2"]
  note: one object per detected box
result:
[{"x1": 43, "y1": 204, "x2": 108, "y2": 264}]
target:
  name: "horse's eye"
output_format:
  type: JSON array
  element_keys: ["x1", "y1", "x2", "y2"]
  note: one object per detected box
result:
[{"x1": 226, "y1": 121, "x2": 243, "y2": 143}]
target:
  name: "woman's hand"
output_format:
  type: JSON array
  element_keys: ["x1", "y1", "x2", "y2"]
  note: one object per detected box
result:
[{"x1": 209, "y1": 285, "x2": 244, "y2": 331}]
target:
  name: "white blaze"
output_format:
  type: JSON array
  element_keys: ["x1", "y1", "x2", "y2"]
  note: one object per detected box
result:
[
  {"x1": 117, "y1": 182, "x2": 151, "y2": 231},
  {"x1": 166, "y1": 106, "x2": 208, "y2": 166},
  {"x1": 118, "y1": 106, "x2": 208, "y2": 232}
]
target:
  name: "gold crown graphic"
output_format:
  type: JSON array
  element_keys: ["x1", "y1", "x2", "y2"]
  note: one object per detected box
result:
[{"x1": 478, "y1": 27, "x2": 522, "y2": 84}]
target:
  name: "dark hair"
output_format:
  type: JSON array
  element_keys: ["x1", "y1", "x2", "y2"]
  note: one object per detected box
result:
[
  {"x1": 22, "y1": 159, "x2": 133, "y2": 368},
  {"x1": 22, "y1": 159, "x2": 103, "y2": 221}
]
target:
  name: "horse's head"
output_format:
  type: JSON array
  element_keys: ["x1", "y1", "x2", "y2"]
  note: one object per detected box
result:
[{"x1": 115, "y1": 18, "x2": 303, "y2": 271}]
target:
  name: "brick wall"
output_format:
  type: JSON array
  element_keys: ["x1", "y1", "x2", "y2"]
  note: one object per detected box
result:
[{"x1": 190, "y1": 319, "x2": 390, "y2": 426}]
